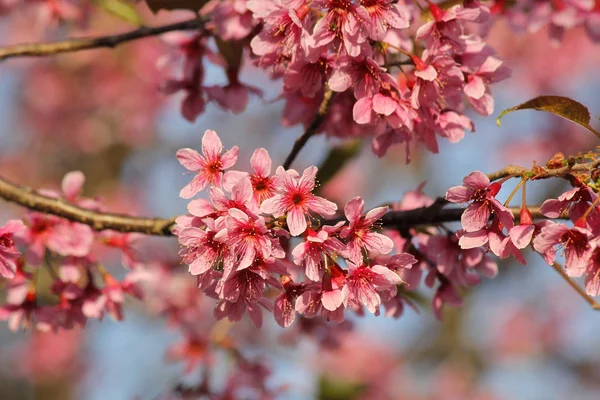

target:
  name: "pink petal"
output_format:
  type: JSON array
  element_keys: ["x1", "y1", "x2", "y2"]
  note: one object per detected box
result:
[
  {"x1": 287, "y1": 207, "x2": 308, "y2": 236},
  {"x1": 221, "y1": 146, "x2": 239, "y2": 169},
  {"x1": 201, "y1": 129, "x2": 223, "y2": 159},
  {"x1": 322, "y1": 290, "x2": 342, "y2": 311},
  {"x1": 372, "y1": 93, "x2": 396, "y2": 116},
  {"x1": 461, "y1": 202, "x2": 490, "y2": 232},
  {"x1": 462, "y1": 171, "x2": 490, "y2": 189},
  {"x1": 250, "y1": 148, "x2": 272, "y2": 177},
  {"x1": 353, "y1": 97, "x2": 374, "y2": 124},
  {"x1": 344, "y1": 197, "x2": 365, "y2": 222},
  {"x1": 176, "y1": 148, "x2": 204, "y2": 171},
  {"x1": 509, "y1": 225, "x2": 535, "y2": 249},
  {"x1": 62, "y1": 171, "x2": 85, "y2": 201},
  {"x1": 180, "y1": 175, "x2": 208, "y2": 199}
]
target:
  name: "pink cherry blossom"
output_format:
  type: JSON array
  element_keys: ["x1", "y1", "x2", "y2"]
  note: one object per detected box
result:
[
  {"x1": 216, "y1": 208, "x2": 281, "y2": 270},
  {"x1": 328, "y1": 56, "x2": 388, "y2": 99},
  {"x1": 359, "y1": 0, "x2": 410, "y2": 40},
  {"x1": 341, "y1": 261, "x2": 403, "y2": 314},
  {"x1": 311, "y1": 0, "x2": 370, "y2": 57},
  {"x1": 340, "y1": 196, "x2": 394, "y2": 263},
  {"x1": 260, "y1": 166, "x2": 338, "y2": 236},
  {"x1": 178, "y1": 218, "x2": 230, "y2": 277},
  {"x1": 533, "y1": 222, "x2": 593, "y2": 277},
  {"x1": 291, "y1": 224, "x2": 346, "y2": 281},
  {"x1": 446, "y1": 171, "x2": 514, "y2": 232},
  {"x1": 0, "y1": 220, "x2": 26, "y2": 279},
  {"x1": 248, "y1": 148, "x2": 278, "y2": 206},
  {"x1": 176, "y1": 129, "x2": 239, "y2": 199}
]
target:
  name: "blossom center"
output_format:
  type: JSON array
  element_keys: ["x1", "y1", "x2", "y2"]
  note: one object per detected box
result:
[{"x1": 0, "y1": 235, "x2": 13, "y2": 248}]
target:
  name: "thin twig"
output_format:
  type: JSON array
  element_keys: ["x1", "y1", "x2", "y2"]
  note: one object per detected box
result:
[
  {"x1": 0, "y1": 18, "x2": 204, "y2": 62},
  {"x1": 282, "y1": 88, "x2": 335, "y2": 170},
  {"x1": 550, "y1": 262, "x2": 600, "y2": 310},
  {"x1": 0, "y1": 177, "x2": 175, "y2": 235},
  {"x1": 486, "y1": 158, "x2": 600, "y2": 182}
]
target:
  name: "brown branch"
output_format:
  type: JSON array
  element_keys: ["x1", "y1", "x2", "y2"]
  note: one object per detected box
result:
[
  {"x1": 282, "y1": 88, "x2": 335, "y2": 170},
  {"x1": 0, "y1": 18, "x2": 204, "y2": 62},
  {"x1": 550, "y1": 262, "x2": 600, "y2": 311},
  {"x1": 0, "y1": 180, "x2": 566, "y2": 237},
  {"x1": 0, "y1": 177, "x2": 175, "y2": 235},
  {"x1": 486, "y1": 158, "x2": 600, "y2": 182}
]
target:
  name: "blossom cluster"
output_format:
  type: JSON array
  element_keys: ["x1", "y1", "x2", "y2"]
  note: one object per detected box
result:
[
  {"x1": 162, "y1": 0, "x2": 510, "y2": 160},
  {"x1": 0, "y1": 172, "x2": 145, "y2": 332},
  {"x1": 447, "y1": 164, "x2": 600, "y2": 297},
  {"x1": 174, "y1": 129, "x2": 421, "y2": 327}
]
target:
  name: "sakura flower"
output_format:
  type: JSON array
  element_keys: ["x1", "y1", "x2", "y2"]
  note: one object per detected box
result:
[
  {"x1": 416, "y1": 3, "x2": 486, "y2": 51},
  {"x1": 22, "y1": 213, "x2": 94, "y2": 264},
  {"x1": 353, "y1": 85, "x2": 416, "y2": 131},
  {"x1": 340, "y1": 197, "x2": 393, "y2": 263},
  {"x1": 291, "y1": 223, "x2": 346, "y2": 281},
  {"x1": 205, "y1": 78, "x2": 262, "y2": 114},
  {"x1": 533, "y1": 221, "x2": 593, "y2": 277},
  {"x1": 432, "y1": 281, "x2": 462, "y2": 320},
  {"x1": 328, "y1": 56, "x2": 388, "y2": 99},
  {"x1": 248, "y1": 0, "x2": 311, "y2": 59},
  {"x1": 159, "y1": 34, "x2": 212, "y2": 123},
  {"x1": 584, "y1": 238, "x2": 600, "y2": 296},
  {"x1": 178, "y1": 218, "x2": 230, "y2": 276},
  {"x1": 274, "y1": 276, "x2": 309, "y2": 327},
  {"x1": 248, "y1": 148, "x2": 278, "y2": 205},
  {"x1": 283, "y1": 53, "x2": 335, "y2": 98},
  {"x1": 446, "y1": 171, "x2": 514, "y2": 232},
  {"x1": 341, "y1": 261, "x2": 403, "y2": 314},
  {"x1": 0, "y1": 220, "x2": 26, "y2": 279},
  {"x1": 311, "y1": 0, "x2": 370, "y2": 57},
  {"x1": 260, "y1": 166, "x2": 337, "y2": 236},
  {"x1": 540, "y1": 186, "x2": 597, "y2": 219},
  {"x1": 461, "y1": 54, "x2": 511, "y2": 116},
  {"x1": 216, "y1": 208, "x2": 280, "y2": 271},
  {"x1": 176, "y1": 129, "x2": 239, "y2": 199},
  {"x1": 359, "y1": 0, "x2": 410, "y2": 40}
]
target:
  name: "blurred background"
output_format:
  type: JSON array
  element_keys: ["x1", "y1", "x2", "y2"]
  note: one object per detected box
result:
[{"x1": 1, "y1": 4, "x2": 600, "y2": 400}]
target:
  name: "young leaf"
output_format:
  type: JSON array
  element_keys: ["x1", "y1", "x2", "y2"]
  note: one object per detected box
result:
[
  {"x1": 496, "y1": 95, "x2": 600, "y2": 139},
  {"x1": 96, "y1": 0, "x2": 144, "y2": 25}
]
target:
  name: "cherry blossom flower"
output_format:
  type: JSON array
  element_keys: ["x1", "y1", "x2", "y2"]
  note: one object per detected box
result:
[
  {"x1": 0, "y1": 220, "x2": 26, "y2": 279},
  {"x1": 359, "y1": 0, "x2": 410, "y2": 40},
  {"x1": 340, "y1": 196, "x2": 393, "y2": 263},
  {"x1": 260, "y1": 166, "x2": 337, "y2": 236},
  {"x1": 446, "y1": 171, "x2": 514, "y2": 232},
  {"x1": 216, "y1": 208, "x2": 281, "y2": 270},
  {"x1": 291, "y1": 223, "x2": 346, "y2": 281},
  {"x1": 176, "y1": 129, "x2": 239, "y2": 199},
  {"x1": 248, "y1": 148, "x2": 278, "y2": 205},
  {"x1": 328, "y1": 56, "x2": 388, "y2": 99},
  {"x1": 533, "y1": 222, "x2": 593, "y2": 277},
  {"x1": 341, "y1": 261, "x2": 403, "y2": 314},
  {"x1": 311, "y1": 0, "x2": 370, "y2": 57}
]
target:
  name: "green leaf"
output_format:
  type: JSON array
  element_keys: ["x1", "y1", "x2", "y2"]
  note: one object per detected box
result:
[
  {"x1": 315, "y1": 140, "x2": 361, "y2": 194},
  {"x1": 317, "y1": 376, "x2": 366, "y2": 400},
  {"x1": 97, "y1": 0, "x2": 144, "y2": 25},
  {"x1": 496, "y1": 95, "x2": 600, "y2": 140}
]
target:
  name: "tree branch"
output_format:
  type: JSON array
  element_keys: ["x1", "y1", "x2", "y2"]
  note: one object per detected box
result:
[
  {"x1": 0, "y1": 176, "x2": 564, "y2": 237},
  {"x1": 550, "y1": 262, "x2": 600, "y2": 311},
  {"x1": 0, "y1": 18, "x2": 204, "y2": 62},
  {"x1": 486, "y1": 157, "x2": 600, "y2": 182},
  {"x1": 282, "y1": 88, "x2": 335, "y2": 170},
  {"x1": 0, "y1": 177, "x2": 175, "y2": 235}
]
